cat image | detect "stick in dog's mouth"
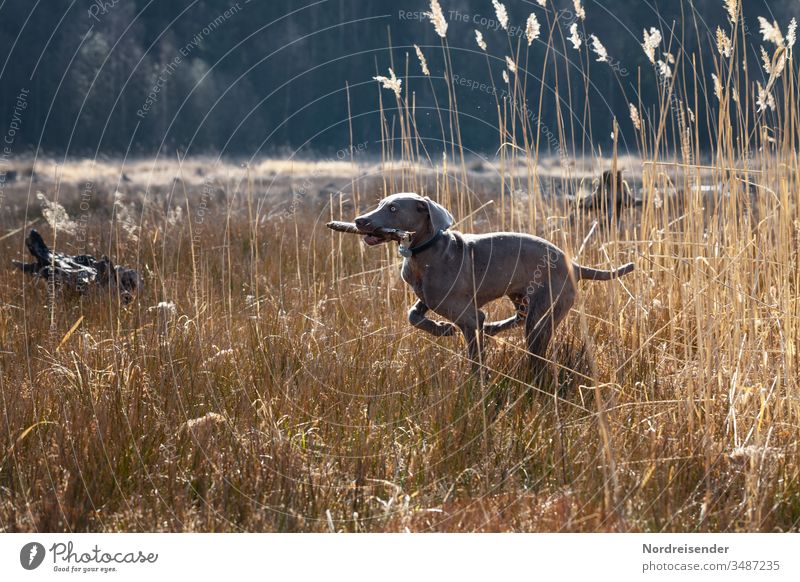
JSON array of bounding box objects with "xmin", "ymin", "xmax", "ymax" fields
[{"xmin": 326, "ymin": 221, "xmax": 413, "ymax": 246}]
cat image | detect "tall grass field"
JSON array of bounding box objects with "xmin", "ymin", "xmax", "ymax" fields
[{"xmin": 1, "ymin": 0, "xmax": 799, "ymax": 532}]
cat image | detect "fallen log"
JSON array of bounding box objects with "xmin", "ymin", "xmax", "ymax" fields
[
  {"xmin": 12, "ymin": 229, "xmax": 142, "ymax": 303},
  {"xmin": 575, "ymin": 170, "xmax": 642, "ymax": 213}
]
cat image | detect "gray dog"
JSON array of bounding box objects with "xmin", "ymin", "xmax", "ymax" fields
[{"xmin": 354, "ymin": 193, "xmax": 634, "ymax": 375}]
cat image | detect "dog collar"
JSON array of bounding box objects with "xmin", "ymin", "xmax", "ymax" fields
[{"xmin": 399, "ymin": 230, "xmax": 444, "ymax": 258}]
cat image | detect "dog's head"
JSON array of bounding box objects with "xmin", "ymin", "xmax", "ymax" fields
[{"xmin": 354, "ymin": 193, "xmax": 454, "ymax": 246}]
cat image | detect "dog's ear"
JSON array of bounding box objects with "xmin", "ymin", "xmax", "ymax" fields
[{"xmin": 423, "ymin": 196, "xmax": 454, "ymax": 232}]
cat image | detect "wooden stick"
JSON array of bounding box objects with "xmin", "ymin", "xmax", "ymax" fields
[
  {"xmin": 326, "ymin": 221, "xmax": 363, "ymax": 234},
  {"xmin": 325, "ymin": 221, "xmax": 411, "ymax": 240}
]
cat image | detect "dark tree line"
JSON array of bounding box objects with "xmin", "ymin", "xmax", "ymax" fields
[{"xmin": 0, "ymin": 0, "xmax": 795, "ymax": 158}]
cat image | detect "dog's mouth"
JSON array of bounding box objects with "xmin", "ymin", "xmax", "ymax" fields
[
  {"xmin": 357, "ymin": 226, "xmax": 411, "ymax": 246},
  {"xmin": 363, "ymin": 233, "xmax": 388, "ymax": 246}
]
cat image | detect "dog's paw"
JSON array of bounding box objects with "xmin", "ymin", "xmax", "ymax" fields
[{"xmin": 434, "ymin": 321, "xmax": 457, "ymax": 336}]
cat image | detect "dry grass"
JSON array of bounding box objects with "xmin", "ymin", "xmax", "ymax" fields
[{"xmin": 1, "ymin": 1, "xmax": 799, "ymax": 532}]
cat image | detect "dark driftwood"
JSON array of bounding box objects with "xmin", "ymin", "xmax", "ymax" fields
[
  {"xmin": 12, "ymin": 229, "xmax": 142, "ymax": 303},
  {"xmin": 577, "ymin": 170, "xmax": 642, "ymax": 213}
]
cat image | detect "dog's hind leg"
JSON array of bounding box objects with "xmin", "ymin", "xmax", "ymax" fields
[
  {"xmin": 524, "ymin": 281, "xmax": 575, "ymax": 381},
  {"xmin": 483, "ymin": 295, "xmax": 527, "ymax": 336}
]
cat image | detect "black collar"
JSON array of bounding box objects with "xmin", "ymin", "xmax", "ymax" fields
[{"xmin": 399, "ymin": 230, "xmax": 444, "ymax": 258}]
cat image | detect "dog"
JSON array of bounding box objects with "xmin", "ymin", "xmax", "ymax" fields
[{"xmin": 354, "ymin": 193, "xmax": 634, "ymax": 376}]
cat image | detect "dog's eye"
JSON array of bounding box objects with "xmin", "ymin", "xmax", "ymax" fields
[{"xmin": 389, "ymin": 205, "xmax": 397, "ymax": 212}]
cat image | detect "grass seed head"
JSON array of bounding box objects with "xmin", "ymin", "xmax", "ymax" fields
[
  {"xmin": 475, "ymin": 29, "xmax": 487, "ymax": 51},
  {"xmin": 526, "ymin": 13, "xmax": 541, "ymax": 45},
  {"xmin": 756, "ymin": 81, "xmax": 776, "ymax": 111},
  {"xmin": 725, "ymin": 0, "xmax": 738, "ymax": 23},
  {"xmin": 657, "ymin": 58, "xmax": 673, "ymax": 78},
  {"xmin": 629, "ymin": 103, "xmax": 642, "ymax": 130},
  {"xmin": 36, "ymin": 191, "xmax": 78, "ymax": 235},
  {"xmin": 643, "ymin": 27, "xmax": 662, "ymax": 64},
  {"xmin": 758, "ymin": 16, "xmax": 784, "ymax": 46},
  {"xmin": 573, "ymin": 0, "xmax": 586, "ymax": 20},
  {"xmin": 569, "ymin": 23, "xmax": 582, "ymax": 50},
  {"xmin": 712, "ymin": 73, "xmax": 723, "ymax": 100},
  {"xmin": 716, "ymin": 27, "xmax": 732, "ymax": 58},
  {"xmin": 426, "ymin": 0, "xmax": 448, "ymax": 38},
  {"xmin": 373, "ymin": 68, "xmax": 403, "ymax": 99},
  {"xmin": 590, "ymin": 34, "xmax": 609, "ymax": 62},
  {"xmin": 414, "ymin": 45, "xmax": 430, "ymax": 76},
  {"xmin": 492, "ymin": 1, "xmax": 509, "ymax": 31},
  {"xmin": 505, "ymin": 55, "xmax": 517, "ymax": 73}
]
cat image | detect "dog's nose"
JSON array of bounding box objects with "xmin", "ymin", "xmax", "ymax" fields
[{"xmin": 355, "ymin": 217, "xmax": 371, "ymax": 231}]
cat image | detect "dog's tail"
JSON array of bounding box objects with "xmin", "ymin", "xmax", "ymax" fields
[{"xmin": 573, "ymin": 262, "xmax": 634, "ymax": 281}]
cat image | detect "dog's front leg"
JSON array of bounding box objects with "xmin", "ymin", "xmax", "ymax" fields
[{"xmin": 408, "ymin": 300, "xmax": 457, "ymax": 336}]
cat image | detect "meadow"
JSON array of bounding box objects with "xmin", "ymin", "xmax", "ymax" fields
[{"xmin": 1, "ymin": 0, "xmax": 799, "ymax": 532}]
